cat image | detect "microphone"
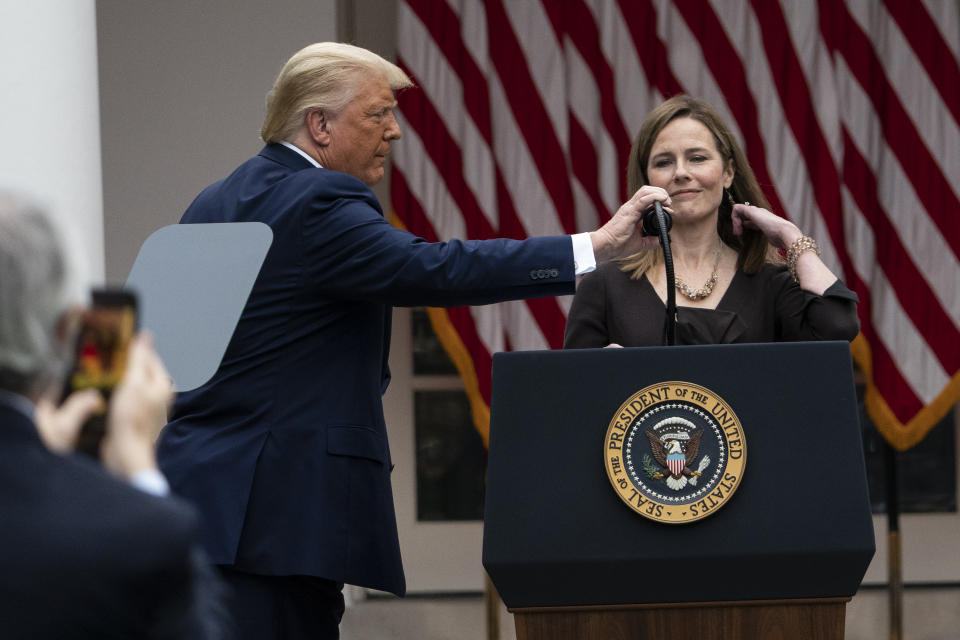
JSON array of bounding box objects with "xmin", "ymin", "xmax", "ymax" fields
[
  {"xmin": 641, "ymin": 201, "xmax": 672, "ymax": 237},
  {"xmin": 638, "ymin": 199, "xmax": 677, "ymax": 345}
]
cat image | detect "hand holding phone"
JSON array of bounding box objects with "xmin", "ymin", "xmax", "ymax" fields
[
  {"xmin": 100, "ymin": 333, "xmax": 174, "ymax": 476},
  {"xmin": 34, "ymin": 390, "xmax": 104, "ymax": 454}
]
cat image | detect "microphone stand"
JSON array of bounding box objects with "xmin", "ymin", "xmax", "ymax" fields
[{"xmin": 643, "ymin": 202, "xmax": 677, "ymax": 345}]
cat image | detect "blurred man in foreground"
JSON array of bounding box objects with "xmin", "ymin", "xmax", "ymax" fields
[{"xmin": 0, "ymin": 192, "xmax": 221, "ymax": 639}]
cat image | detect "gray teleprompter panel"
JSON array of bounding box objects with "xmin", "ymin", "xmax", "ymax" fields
[{"xmin": 126, "ymin": 222, "xmax": 272, "ymax": 392}]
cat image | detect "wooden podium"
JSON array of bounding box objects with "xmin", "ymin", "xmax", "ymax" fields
[
  {"xmin": 510, "ymin": 599, "xmax": 848, "ymax": 640},
  {"xmin": 482, "ymin": 343, "xmax": 875, "ymax": 640}
]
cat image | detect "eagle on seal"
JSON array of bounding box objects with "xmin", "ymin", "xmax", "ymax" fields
[{"xmin": 646, "ymin": 425, "xmax": 706, "ymax": 491}]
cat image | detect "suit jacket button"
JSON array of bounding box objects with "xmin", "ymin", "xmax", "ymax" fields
[{"xmin": 550, "ymin": 269, "xmax": 559, "ymax": 278}]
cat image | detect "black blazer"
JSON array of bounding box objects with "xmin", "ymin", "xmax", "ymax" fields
[
  {"xmin": 157, "ymin": 144, "xmax": 575, "ymax": 595},
  {"xmin": 0, "ymin": 401, "xmax": 210, "ymax": 639},
  {"xmin": 564, "ymin": 262, "xmax": 860, "ymax": 348}
]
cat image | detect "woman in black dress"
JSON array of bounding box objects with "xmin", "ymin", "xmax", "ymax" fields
[{"xmin": 564, "ymin": 95, "xmax": 859, "ymax": 348}]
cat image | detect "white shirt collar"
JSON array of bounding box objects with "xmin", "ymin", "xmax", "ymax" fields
[{"xmin": 280, "ymin": 141, "xmax": 322, "ymax": 168}]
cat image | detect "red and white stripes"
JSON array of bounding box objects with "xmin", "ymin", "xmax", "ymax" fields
[{"xmin": 392, "ymin": 0, "xmax": 960, "ymax": 449}]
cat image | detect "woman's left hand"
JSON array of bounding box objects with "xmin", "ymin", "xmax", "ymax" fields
[
  {"xmin": 731, "ymin": 203, "xmax": 802, "ymax": 250},
  {"xmin": 733, "ymin": 203, "xmax": 839, "ymax": 295}
]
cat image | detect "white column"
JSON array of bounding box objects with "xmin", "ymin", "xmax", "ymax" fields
[{"xmin": 0, "ymin": 0, "xmax": 104, "ymax": 294}]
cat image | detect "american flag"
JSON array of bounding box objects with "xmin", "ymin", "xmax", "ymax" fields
[{"xmin": 391, "ymin": 0, "xmax": 960, "ymax": 451}]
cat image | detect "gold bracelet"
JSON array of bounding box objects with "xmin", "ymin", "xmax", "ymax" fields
[{"xmin": 786, "ymin": 236, "xmax": 820, "ymax": 283}]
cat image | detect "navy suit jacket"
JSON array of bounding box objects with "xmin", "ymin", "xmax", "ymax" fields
[
  {"xmin": 157, "ymin": 143, "xmax": 575, "ymax": 595},
  {"xmin": 0, "ymin": 400, "xmax": 212, "ymax": 639}
]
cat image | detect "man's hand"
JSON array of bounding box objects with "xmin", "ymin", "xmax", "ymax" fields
[
  {"xmin": 35, "ymin": 390, "xmax": 104, "ymax": 454},
  {"xmin": 101, "ymin": 334, "xmax": 174, "ymax": 478},
  {"xmin": 589, "ymin": 186, "xmax": 671, "ymax": 263}
]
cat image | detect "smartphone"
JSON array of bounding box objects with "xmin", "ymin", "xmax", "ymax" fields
[{"xmin": 64, "ymin": 288, "xmax": 138, "ymax": 459}]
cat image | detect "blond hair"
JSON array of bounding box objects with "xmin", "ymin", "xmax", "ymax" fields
[
  {"xmin": 261, "ymin": 42, "xmax": 413, "ymax": 143},
  {"xmin": 620, "ymin": 95, "xmax": 778, "ymax": 279}
]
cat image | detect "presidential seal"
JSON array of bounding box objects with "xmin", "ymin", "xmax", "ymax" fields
[{"xmin": 604, "ymin": 381, "xmax": 746, "ymax": 524}]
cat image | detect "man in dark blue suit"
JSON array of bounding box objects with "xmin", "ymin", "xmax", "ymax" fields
[{"xmin": 156, "ymin": 42, "xmax": 670, "ymax": 638}]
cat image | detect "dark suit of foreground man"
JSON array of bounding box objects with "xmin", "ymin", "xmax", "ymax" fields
[
  {"xmin": 156, "ymin": 42, "xmax": 665, "ymax": 639},
  {"xmin": 0, "ymin": 400, "xmax": 202, "ymax": 639}
]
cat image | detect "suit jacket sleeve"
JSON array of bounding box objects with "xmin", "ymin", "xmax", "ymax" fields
[
  {"xmin": 772, "ymin": 270, "xmax": 860, "ymax": 341},
  {"xmin": 300, "ymin": 189, "xmax": 575, "ymax": 306}
]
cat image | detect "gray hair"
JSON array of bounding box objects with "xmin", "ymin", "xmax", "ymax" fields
[
  {"xmin": 0, "ymin": 192, "xmax": 72, "ymax": 394},
  {"xmin": 261, "ymin": 42, "xmax": 413, "ymax": 143}
]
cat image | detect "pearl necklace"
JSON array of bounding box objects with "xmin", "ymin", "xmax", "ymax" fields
[{"xmin": 674, "ymin": 240, "xmax": 722, "ymax": 301}]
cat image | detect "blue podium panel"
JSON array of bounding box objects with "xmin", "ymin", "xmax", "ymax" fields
[
  {"xmin": 126, "ymin": 223, "xmax": 272, "ymax": 392},
  {"xmin": 483, "ymin": 342, "xmax": 875, "ymax": 608}
]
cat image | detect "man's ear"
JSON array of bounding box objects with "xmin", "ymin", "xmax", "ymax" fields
[{"xmin": 306, "ymin": 109, "xmax": 331, "ymax": 146}]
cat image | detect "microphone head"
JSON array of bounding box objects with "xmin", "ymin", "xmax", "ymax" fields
[{"xmin": 641, "ymin": 201, "xmax": 672, "ymax": 237}]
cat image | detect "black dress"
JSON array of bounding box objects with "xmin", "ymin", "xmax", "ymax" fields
[{"xmin": 563, "ymin": 261, "xmax": 860, "ymax": 348}]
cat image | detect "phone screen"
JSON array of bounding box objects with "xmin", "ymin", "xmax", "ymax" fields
[{"xmin": 66, "ymin": 289, "xmax": 138, "ymax": 458}]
